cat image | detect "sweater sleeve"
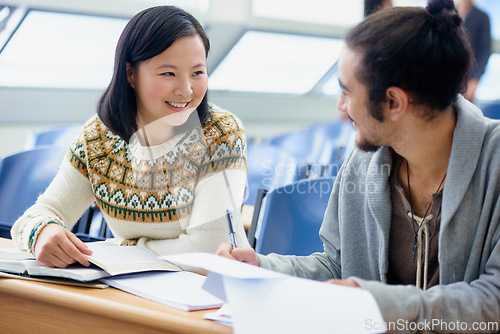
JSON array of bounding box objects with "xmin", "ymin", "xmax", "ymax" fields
[
  {"xmin": 10, "ymin": 158, "xmax": 96, "ymax": 253},
  {"xmin": 137, "ymin": 168, "xmax": 250, "ymax": 255}
]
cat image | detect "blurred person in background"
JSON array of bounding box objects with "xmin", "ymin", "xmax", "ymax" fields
[{"xmin": 455, "ymin": 0, "xmax": 491, "ymax": 102}]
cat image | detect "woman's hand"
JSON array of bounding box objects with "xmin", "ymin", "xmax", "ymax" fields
[
  {"xmin": 216, "ymin": 243, "xmax": 260, "ymax": 266},
  {"xmin": 34, "ymin": 224, "xmax": 93, "ymax": 268}
]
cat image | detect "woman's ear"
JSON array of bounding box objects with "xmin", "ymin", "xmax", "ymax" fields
[
  {"xmin": 385, "ymin": 86, "xmax": 408, "ymax": 121},
  {"xmin": 126, "ymin": 62, "xmax": 135, "ymax": 88}
]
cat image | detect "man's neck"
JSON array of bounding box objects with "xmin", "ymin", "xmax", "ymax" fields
[{"xmin": 394, "ymin": 106, "xmax": 456, "ymax": 188}]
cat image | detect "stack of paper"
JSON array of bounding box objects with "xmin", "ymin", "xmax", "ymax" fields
[
  {"xmin": 163, "ymin": 253, "xmax": 384, "ymax": 334},
  {"xmin": 102, "ymin": 271, "xmax": 224, "ymax": 311}
]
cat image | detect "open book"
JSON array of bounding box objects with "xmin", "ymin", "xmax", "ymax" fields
[
  {"xmin": 0, "ymin": 247, "xmax": 36, "ymax": 260},
  {"xmin": 0, "ymin": 241, "xmax": 181, "ymax": 282},
  {"xmin": 85, "ymin": 242, "xmax": 181, "ymax": 276}
]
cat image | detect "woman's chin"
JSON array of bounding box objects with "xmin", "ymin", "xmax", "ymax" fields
[{"xmin": 163, "ymin": 110, "xmax": 196, "ymax": 127}]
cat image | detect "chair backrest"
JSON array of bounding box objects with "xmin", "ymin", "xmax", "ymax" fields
[
  {"xmin": 266, "ymin": 128, "xmax": 323, "ymax": 164},
  {"xmin": 310, "ymin": 120, "xmax": 355, "ymax": 176},
  {"xmin": 482, "ymin": 103, "xmax": 500, "ymax": 120},
  {"xmin": 246, "ymin": 144, "xmax": 304, "ymax": 205},
  {"xmin": 26, "ymin": 124, "xmax": 82, "ymax": 149},
  {"xmin": 0, "ymin": 147, "xmax": 67, "ymax": 236},
  {"xmin": 266, "ymin": 120, "xmax": 355, "ymax": 177},
  {"xmin": 72, "ymin": 205, "xmax": 113, "ymax": 242},
  {"xmin": 253, "ymin": 177, "xmax": 335, "ymax": 256}
]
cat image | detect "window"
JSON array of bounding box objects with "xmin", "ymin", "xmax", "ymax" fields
[
  {"xmin": 0, "ymin": 10, "xmax": 128, "ymax": 89},
  {"xmin": 476, "ymin": 0, "xmax": 500, "ymax": 40},
  {"xmin": 252, "ymin": 0, "xmax": 363, "ymax": 27},
  {"xmin": 476, "ymin": 53, "xmax": 500, "ymax": 102},
  {"xmin": 209, "ymin": 30, "xmax": 344, "ymax": 94}
]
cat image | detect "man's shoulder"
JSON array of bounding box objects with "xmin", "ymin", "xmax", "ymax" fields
[
  {"xmin": 482, "ymin": 120, "xmax": 500, "ymax": 154},
  {"xmin": 339, "ymin": 147, "xmax": 390, "ymax": 178}
]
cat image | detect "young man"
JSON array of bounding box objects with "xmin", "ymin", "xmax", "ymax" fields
[{"xmin": 218, "ymin": 0, "xmax": 500, "ymax": 331}]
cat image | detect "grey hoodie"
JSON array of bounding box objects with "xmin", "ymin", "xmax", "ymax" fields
[{"xmin": 258, "ymin": 96, "xmax": 500, "ymax": 333}]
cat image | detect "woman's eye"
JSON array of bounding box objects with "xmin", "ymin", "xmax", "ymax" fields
[
  {"xmin": 162, "ymin": 72, "xmax": 175, "ymax": 77},
  {"xmin": 193, "ymin": 71, "xmax": 203, "ymax": 76}
]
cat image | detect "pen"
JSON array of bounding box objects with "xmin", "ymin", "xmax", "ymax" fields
[{"xmin": 226, "ymin": 209, "xmax": 237, "ymax": 249}]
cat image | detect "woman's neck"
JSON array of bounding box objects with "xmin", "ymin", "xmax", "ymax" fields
[{"xmin": 136, "ymin": 118, "xmax": 175, "ymax": 147}]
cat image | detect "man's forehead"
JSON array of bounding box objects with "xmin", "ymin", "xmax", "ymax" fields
[{"xmin": 338, "ymin": 47, "xmax": 362, "ymax": 80}]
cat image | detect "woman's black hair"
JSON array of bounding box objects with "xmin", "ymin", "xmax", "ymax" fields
[
  {"xmin": 97, "ymin": 6, "xmax": 210, "ymax": 142},
  {"xmin": 346, "ymin": 0, "xmax": 472, "ymax": 121}
]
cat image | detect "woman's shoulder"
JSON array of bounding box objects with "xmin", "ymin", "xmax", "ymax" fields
[
  {"xmin": 79, "ymin": 114, "xmax": 121, "ymax": 141},
  {"xmin": 204, "ymin": 103, "xmax": 245, "ymax": 134},
  {"xmin": 72, "ymin": 114, "xmax": 127, "ymax": 161}
]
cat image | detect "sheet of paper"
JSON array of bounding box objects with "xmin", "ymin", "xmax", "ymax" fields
[
  {"xmin": 162, "ymin": 252, "xmax": 286, "ymax": 279},
  {"xmin": 224, "ymin": 276, "xmax": 384, "ymax": 334},
  {"xmin": 203, "ymin": 303, "xmax": 233, "ymax": 326},
  {"xmin": 202, "ymin": 272, "xmax": 228, "ymax": 302},
  {"xmin": 103, "ymin": 271, "xmax": 223, "ymax": 311},
  {"xmin": 164, "ymin": 252, "xmax": 384, "ymax": 333}
]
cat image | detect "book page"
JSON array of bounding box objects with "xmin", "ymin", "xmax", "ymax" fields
[
  {"xmin": 0, "ymin": 258, "xmax": 109, "ymax": 282},
  {"xmin": 24, "ymin": 260, "xmax": 110, "ymax": 282},
  {"xmin": 0, "ymin": 271, "xmax": 109, "ymax": 288},
  {"xmin": 86, "ymin": 244, "xmax": 181, "ymax": 276},
  {"xmin": 0, "ymin": 258, "xmax": 31, "ymax": 274},
  {"xmin": 0, "ymin": 247, "xmax": 35, "ymax": 260}
]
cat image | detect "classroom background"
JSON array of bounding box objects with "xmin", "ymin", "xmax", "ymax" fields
[{"xmin": 0, "ymin": 0, "xmax": 498, "ymax": 159}]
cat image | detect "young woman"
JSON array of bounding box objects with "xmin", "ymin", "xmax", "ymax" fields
[{"xmin": 11, "ymin": 6, "xmax": 249, "ymax": 268}]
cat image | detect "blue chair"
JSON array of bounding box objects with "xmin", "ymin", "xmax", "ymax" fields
[
  {"xmin": 310, "ymin": 120, "xmax": 355, "ymax": 176},
  {"xmin": 252, "ymin": 177, "xmax": 335, "ymax": 256},
  {"xmin": 26, "ymin": 124, "xmax": 82, "ymax": 148},
  {"xmin": 0, "ymin": 146, "xmax": 106, "ymax": 241},
  {"xmin": 246, "ymin": 144, "xmax": 305, "ymax": 205},
  {"xmin": 482, "ymin": 103, "xmax": 500, "ymax": 120},
  {"xmin": 0, "ymin": 147, "xmax": 67, "ymax": 238},
  {"xmin": 72, "ymin": 205, "xmax": 112, "ymax": 242},
  {"xmin": 266, "ymin": 127, "xmax": 324, "ymax": 165},
  {"xmin": 266, "ymin": 120, "xmax": 355, "ymax": 177}
]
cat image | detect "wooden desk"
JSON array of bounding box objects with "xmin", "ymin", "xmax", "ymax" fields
[{"xmin": 0, "ymin": 238, "xmax": 232, "ymax": 334}]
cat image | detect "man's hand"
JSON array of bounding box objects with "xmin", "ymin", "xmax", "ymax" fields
[
  {"xmin": 34, "ymin": 224, "xmax": 93, "ymax": 268},
  {"xmin": 325, "ymin": 278, "xmax": 360, "ymax": 288},
  {"xmin": 216, "ymin": 243, "xmax": 260, "ymax": 266}
]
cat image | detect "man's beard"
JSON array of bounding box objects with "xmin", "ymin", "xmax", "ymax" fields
[{"xmin": 356, "ymin": 136, "xmax": 380, "ymax": 152}]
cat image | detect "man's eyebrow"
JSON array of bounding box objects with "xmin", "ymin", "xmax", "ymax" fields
[{"xmin": 338, "ymin": 78, "xmax": 349, "ymax": 92}]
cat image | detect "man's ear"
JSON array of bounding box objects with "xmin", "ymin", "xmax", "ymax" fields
[
  {"xmin": 126, "ymin": 62, "xmax": 135, "ymax": 88},
  {"xmin": 385, "ymin": 86, "xmax": 408, "ymax": 121}
]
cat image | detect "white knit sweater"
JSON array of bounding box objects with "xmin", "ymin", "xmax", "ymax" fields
[{"xmin": 12, "ymin": 105, "xmax": 249, "ymax": 256}]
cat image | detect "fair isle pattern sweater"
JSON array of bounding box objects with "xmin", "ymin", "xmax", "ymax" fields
[{"xmin": 12, "ymin": 105, "xmax": 250, "ymax": 256}]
